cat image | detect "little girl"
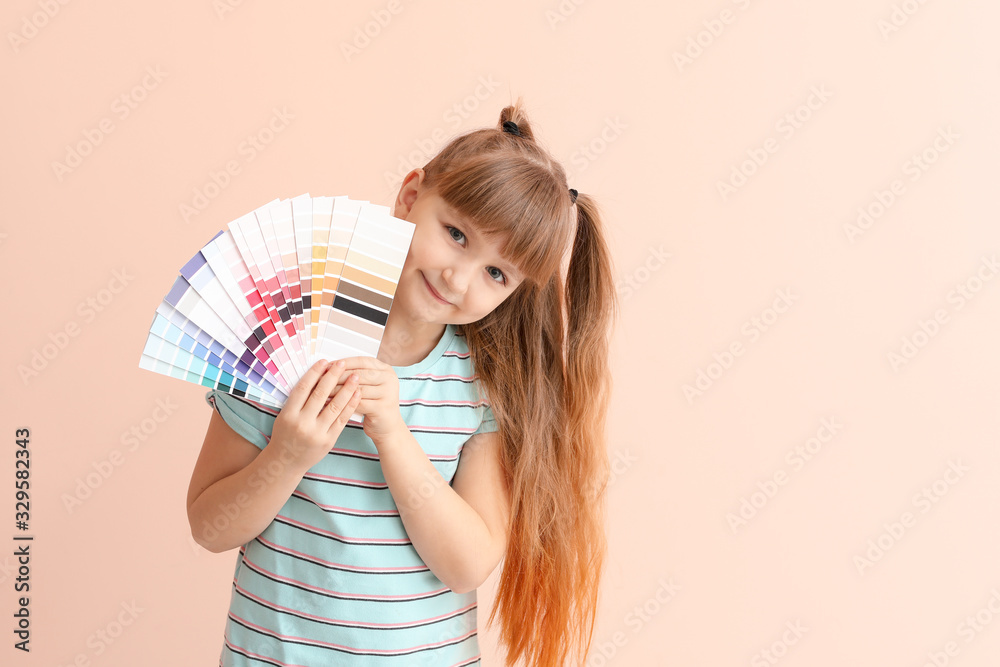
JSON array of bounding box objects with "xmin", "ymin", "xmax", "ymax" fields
[{"xmin": 186, "ymin": 99, "xmax": 618, "ymax": 667}]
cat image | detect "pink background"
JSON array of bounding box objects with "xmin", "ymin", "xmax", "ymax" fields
[{"xmin": 3, "ymin": 1, "xmax": 999, "ymax": 665}]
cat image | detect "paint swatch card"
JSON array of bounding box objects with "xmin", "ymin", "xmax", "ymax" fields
[{"xmin": 139, "ymin": 193, "xmax": 415, "ymax": 419}]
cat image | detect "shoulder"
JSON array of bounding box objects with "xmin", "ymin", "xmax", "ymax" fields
[
  {"xmin": 443, "ymin": 326, "xmax": 472, "ymax": 360},
  {"xmin": 448, "ymin": 328, "xmax": 496, "ymax": 429},
  {"xmin": 204, "ymin": 390, "xmax": 280, "ymax": 449}
]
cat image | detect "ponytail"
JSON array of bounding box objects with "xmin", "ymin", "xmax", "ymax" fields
[{"xmin": 421, "ymin": 99, "xmax": 619, "ymax": 666}]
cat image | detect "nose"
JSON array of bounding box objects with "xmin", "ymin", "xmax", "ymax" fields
[{"xmin": 441, "ymin": 263, "xmax": 473, "ymax": 298}]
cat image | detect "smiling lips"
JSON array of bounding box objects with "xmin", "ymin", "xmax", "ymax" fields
[{"xmin": 422, "ymin": 273, "xmax": 452, "ymax": 305}]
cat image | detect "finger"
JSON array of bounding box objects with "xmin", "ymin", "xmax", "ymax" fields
[
  {"xmin": 319, "ymin": 374, "xmax": 362, "ymax": 432},
  {"xmin": 284, "ymin": 359, "xmax": 330, "ymax": 413},
  {"xmin": 337, "ymin": 356, "xmax": 386, "ymax": 373},
  {"xmin": 331, "ymin": 364, "xmax": 391, "ymax": 388},
  {"xmin": 302, "ymin": 360, "xmax": 346, "ymax": 417}
]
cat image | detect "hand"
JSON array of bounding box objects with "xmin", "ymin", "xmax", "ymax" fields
[
  {"xmin": 271, "ymin": 359, "xmax": 363, "ymax": 472},
  {"xmin": 335, "ymin": 356, "xmax": 408, "ymax": 446}
]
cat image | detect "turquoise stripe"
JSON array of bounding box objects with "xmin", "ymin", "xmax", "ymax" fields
[{"xmin": 205, "ymin": 325, "xmax": 494, "ymax": 665}]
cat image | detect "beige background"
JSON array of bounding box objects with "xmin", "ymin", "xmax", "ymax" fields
[{"xmin": 2, "ymin": 0, "xmax": 999, "ymax": 665}]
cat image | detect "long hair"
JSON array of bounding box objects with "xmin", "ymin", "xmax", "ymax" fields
[{"xmin": 420, "ymin": 99, "xmax": 619, "ymax": 666}]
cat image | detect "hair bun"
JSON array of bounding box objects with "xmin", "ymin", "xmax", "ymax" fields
[{"xmin": 501, "ymin": 120, "xmax": 522, "ymax": 137}]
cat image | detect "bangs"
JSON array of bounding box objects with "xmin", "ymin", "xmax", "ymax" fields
[{"xmin": 427, "ymin": 152, "xmax": 575, "ymax": 286}]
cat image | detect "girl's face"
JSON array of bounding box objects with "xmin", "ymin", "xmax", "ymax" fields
[{"xmin": 393, "ymin": 170, "xmax": 524, "ymax": 326}]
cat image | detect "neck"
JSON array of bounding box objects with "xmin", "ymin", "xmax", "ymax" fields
[{"xmin": 378, "ymin": 308, "xmax": 447, "ymax": 368}]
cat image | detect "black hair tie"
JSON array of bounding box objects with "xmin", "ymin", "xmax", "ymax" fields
[
  {"xmin": 501, "ymin": 120, "xmax": 522, "ymax": 137},
  {"xmin": 501, "ymin": 120, "xmax": 575, "ymax": 204}
]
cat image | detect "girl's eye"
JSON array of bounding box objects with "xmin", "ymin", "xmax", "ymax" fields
[
  {"xmin": 487, "ymin": 267, "xmax": 506, "ymax": 285},
  {"xmin": 446, "ymin": 226, "xmax": 507, "ymax": 286}
]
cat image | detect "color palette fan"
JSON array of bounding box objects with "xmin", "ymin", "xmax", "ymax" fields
[{"xmin": 138, "ymin": 193, "xmax": 415, "ymax": 423}]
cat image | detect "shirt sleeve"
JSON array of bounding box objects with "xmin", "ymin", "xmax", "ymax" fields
[
  {"xmin": 474, "ymin": 403, "xmax": 498, "ymax": 435},
  {"xmin": 204, "ymin": 389, "xmax": 278, "ymax": 450}
]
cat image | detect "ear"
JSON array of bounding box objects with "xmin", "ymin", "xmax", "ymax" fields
[{"xmin": 393, "ymin": 168, "xmax": 426, "ymax": 219}]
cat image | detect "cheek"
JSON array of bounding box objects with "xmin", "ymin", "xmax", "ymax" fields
[
  {"xmin": 476, "ymin": 292, "xmax": 508, "ymax": 316},
  {"xmin": 408, "ymin": 236, "xmax": 440, "ymax": 263}
]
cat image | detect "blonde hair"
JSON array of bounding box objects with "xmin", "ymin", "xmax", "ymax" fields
[{"xmin": 421, "ymin": 98, "xmax": 619, "ymax": 666}]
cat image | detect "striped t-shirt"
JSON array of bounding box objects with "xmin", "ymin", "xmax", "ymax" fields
[{"xmin": 203, "ymin": 324, "xmax": 497, "ymax": 666}]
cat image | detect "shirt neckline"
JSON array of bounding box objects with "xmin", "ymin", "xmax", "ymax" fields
[{"xmin": 391, "ymin": 324, "xmax": 456, "ymax": 378}]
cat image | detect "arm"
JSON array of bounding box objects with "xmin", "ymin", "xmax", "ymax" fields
[
  {"xmin": 187, "ymin": 361, "xmax": 363, "ymax": 553},
  {"xmin": 186, "ymin": 409, "xmax": 313, "ymax": 553},
  {"xmin": 376, "ymin": 428, "xmax": 511, "ymax": 594}
]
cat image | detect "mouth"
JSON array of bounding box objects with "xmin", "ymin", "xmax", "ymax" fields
[{"xmin": 422, "ymin": 273, "xmax": 452, "ymax": 305}]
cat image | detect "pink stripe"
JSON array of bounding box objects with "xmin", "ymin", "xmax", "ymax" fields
[
  {"xmin": 407, "ymin": 425, "xmax": 477, "ymax": 435},
  {"xmin": 416, "ymin": 372, "xmax": 477, "ymax": 381},
  {"xmin": 255, "ymin": 535, "xmax": 425, "ymax": 573},
  {"xmin": 230, "ymin": 612, "xmax": 477, "ymax": 655},
  {"xmin": 241, "ymin": 556, "xmax": 442, "ymax": 600},
  {"xmin": 328, "ymin": 447, "xmax": 380, "ymax": 459},
  {"xmin": 400, "ymin": 398, "xmax": 485, "ymax": 406},
  {"xmin": 303, "ymin": 471, "xmax": 388, "ymax": 488},
  {"xmin": 291, "ymin": 489, "xmax": 399, "ymax": 516},
  {"xmin": 225, "ymin": 636, "xmax": 309, "ymax": 667},
  {"xmin": 447, "ymin": 657, "xmax": 483, "ymax": 667},
  {"xmin": 235, "ymin": 581, "xmax": 476, "ymax": 629},
  {"xmin": 329, "ymin": 446, "xmax": 459, "ymax": 460},
  {"xmin": 276, "ymin": 513, "xmax": 409, "ymax": 544},
  {"xmin": 388, "ymin": 628, "xmax": 477, "ymax": 653}
]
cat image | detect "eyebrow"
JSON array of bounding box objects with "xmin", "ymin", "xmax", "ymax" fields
[{"xmin": 444, "ymin": 209, "xmax": 522, "ymax": 282}]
